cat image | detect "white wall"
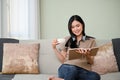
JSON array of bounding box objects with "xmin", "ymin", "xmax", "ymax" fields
[
  {"xmin": 0, "ymin": 0, "xmax": 8, "ymax": 37},
  {"xmin": 41, "ymin": 0, "xmax": 120, "ymax": 39}
]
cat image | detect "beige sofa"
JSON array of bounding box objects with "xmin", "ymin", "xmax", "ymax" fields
[{"xmin": 12, "ymin": 39, "xmax": 120, "ymax": 80}]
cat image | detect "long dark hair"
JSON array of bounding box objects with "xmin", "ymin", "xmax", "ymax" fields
[
  {"xmin": 68, "ymin": 15, "xmax": 85, "ymax": 37},
  {"xmin": 65, "ymin": 15, "xmax": 87, "ymax": 48}
]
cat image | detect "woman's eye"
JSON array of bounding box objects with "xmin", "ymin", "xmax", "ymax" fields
[
  {"xmin": 71, "ymin": 26, "xmax": 75, "ymax": 28},
  {"xmin": 76, "ymin": 24, "xmax": 80, "ymax": 27}
]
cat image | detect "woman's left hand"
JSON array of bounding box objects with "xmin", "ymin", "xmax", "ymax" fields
[
  {"xmin": 76, "ymin": 48, "xmax": 93, "ymax": 64},
  {"xmin": 76, "ymin": 48, "xmax": 91, "ymax": 56}
]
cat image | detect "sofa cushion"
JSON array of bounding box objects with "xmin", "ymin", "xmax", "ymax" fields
[
  {"xmin": 0, "ymin": 74, "xmax": 15, "ymax": 80},
  {"xmin": 0, "ymin": 38, "xmax": 19, "ymax": 72},
  {"xmin": 19, "ymin": 40, "xmax": 61, "ymax": 74},
  {"xmin": 2, "ymin": 43, "xmax": 40, "ymax": 74},
  {"xmin": 91, "ymin": 42, "xmax": 119, "ymax": 74},
  {"xmin": 112, "ymin": 38, "xmax": 120, "ymax": 71},
  {"xmin": 12, "ymin": 72, "xmax": 120, "ymax": 80},
  {"xmin": 13, "ymin": 74, "xmax": 57, "ymax": 80}
]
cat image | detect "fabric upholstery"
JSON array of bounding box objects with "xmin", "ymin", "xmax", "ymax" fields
[
  {"xmin": 2, "ymin": 43, "xmax": 40, "ymax": 74},
  {"xmin": 91, "ymin": 42, "xmax": 118, "ymax": 74},
  {"xmin": 112, "ymin": 38, "xmax": 120, "ymax": 71},
  {"xmin": 0, "ymin": 39, "xmax": 120, "ymax": 80},
  {"xmin": 0, "ymin": 38, "xmax": 19, "ymax": 72}
]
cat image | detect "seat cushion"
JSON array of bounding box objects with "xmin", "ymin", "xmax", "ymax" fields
[
  {"xmin": 13, "ymin": 74, "xmax": 57, "ymax": 80},
  {"xmin": 12, "ymin": 72, "xmax": 120, "ymax": 80},
  {"xmin": 101, "ymin": 72, "xmax": 120, "ymax": 80}
]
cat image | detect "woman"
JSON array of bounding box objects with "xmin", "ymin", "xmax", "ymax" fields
[{"xmin": 49, "ymin": 15, "xmax": 100, "ymax": 80}]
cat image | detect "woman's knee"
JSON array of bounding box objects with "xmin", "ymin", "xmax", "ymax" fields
[
  {"xmin": 59, "ymin": 64, "xmax": 77, "ymax": 73},
  {"xmin": 58, "ymin": 64, "xmax": 78, "ymax": 78},
  {"xmin": 89, "ymin": 72, "xmax": 101, "ymax": 80}
]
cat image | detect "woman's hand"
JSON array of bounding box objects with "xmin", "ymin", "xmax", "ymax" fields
[
  {"xmin": 52, "ymin": 39, "xmax": 59, "ymax": 49},
  {"xmin": 76, "ymin": 48, "xmax": 91, "ymax": 56},
  {"xmin": 52, "ymin": 39, "xmax": 66, "ymax": 63},
  {"xmin": 76, "ymin": 48, "xmax": 93, "ymax": 64}
]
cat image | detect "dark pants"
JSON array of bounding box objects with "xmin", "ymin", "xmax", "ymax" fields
[{"xmin": 58, "ymin": 64, "xmax": 101, "ymax": 80}]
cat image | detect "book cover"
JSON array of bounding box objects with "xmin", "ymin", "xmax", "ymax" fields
[{"xmin": 68, "ymin": 47, "xmax": 99, "ymax": 60}]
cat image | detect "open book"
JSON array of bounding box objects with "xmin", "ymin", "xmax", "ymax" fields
[{"xmin": 68, "ymin": 47, "xmax": 99, "ymax": 60}]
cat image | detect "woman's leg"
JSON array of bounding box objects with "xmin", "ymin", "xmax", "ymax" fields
[
  {"xmin": 77, "ymin": 67, "xmax": 101, "ymax": 80},
  {"xmin": 87, "ymin": 71, "xmax": 100, "ymax": 80},
  {"xmin": 58, "ymin": 64, "xmax": 78, "ymax": 80}
]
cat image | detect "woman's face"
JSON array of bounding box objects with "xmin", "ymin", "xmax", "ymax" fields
[{"xmin": 71, "ymin": 20, "xmax": 83, "ymax": 37}]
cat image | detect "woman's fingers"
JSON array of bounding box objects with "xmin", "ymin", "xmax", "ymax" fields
[
  {"xmin": 52, "ymin": 39, "xmax": 58, "ymax": 49},
  {"xmin": 76, "ymin": 48, "xmax": 84, "ymax": 54},
  {"xmin": 76, "ymin": 48, "xmax": 91, "ymax": 55}
]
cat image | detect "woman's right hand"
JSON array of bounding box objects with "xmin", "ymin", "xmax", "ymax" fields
[{"xmin": 52, "ymin": 39, "xmax": 59, "ymax": 49}]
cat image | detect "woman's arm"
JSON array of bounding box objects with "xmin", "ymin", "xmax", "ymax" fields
[
  {"xmin": 52, "ymin": 39, "xmax": 67, "ymax": 63},
  {"xmin": 53, "ymin": 48, "xmax": 66, "ymax": 63}
]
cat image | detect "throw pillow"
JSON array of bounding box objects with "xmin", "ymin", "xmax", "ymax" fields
[
  {"xmin": 2, "ymin": 43, "xmax": 40, "ymax": 74},
  {"xmin": 0, "ymin": 38, "xmax": 19, "ymax": 72},
  {"xmin": 91, "ymin": 42, "xmax": 119, "ymax": 75}
]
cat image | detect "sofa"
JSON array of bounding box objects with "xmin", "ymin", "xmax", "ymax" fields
[{"xmin": 0, "ymin": 39, "xmax": 120, "ymax": 80}]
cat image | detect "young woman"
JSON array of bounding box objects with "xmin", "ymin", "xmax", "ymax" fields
[{"xmin": 49, "ymin": 15, "xmax": 100, "ymax": 80}]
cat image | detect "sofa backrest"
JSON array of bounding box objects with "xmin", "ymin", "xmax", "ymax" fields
[
  {"xmin": 95, "ymin": 39, "xmax": 111, "ymax": 46},
  {"xmin": 19, "ymin": 39, "xmax": 111, "ymax": 74},
  {"xmin": 20, "ymin": 39, "xmax": 61, "ymax": 74}
]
